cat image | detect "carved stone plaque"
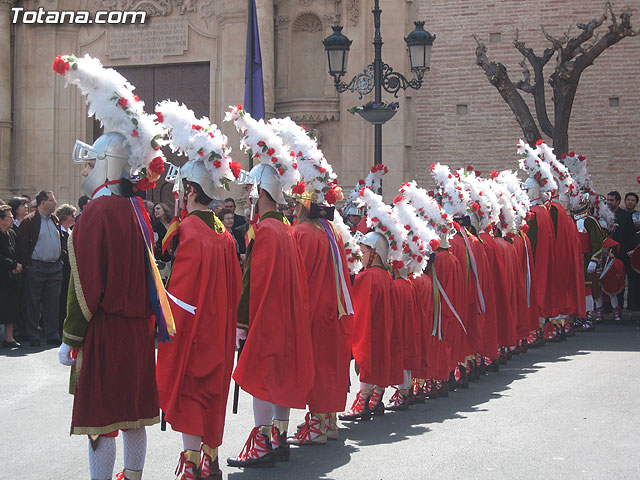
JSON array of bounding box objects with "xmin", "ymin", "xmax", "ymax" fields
[{"xmin": 107, "ymin": 16, "xmax": 189, "ymax": 62}]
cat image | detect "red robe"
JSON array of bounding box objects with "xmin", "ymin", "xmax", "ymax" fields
[
  {"xmin": 493, "ymin": 237, "xmax": 519, "ymax": 347},
  {"xmin": 550, "ymin": 202, "xmax": 586, "ymax": 317},
  {"xmin": 393, "ymin": 277, "xmax": 420, "ymax": 372},
  {"xmin": 233, "ymin": 215, "xmax": 314, "ymax": 409},
  {"xmin": 65, "ymin": 195, "xmax": 158, "ymax": 435},
  {"xmin": 410, "ymin": 274, "xmax": 433, "ymax": 379},
  {"xmin": 432, "ymin": 249, "xmax": 465, "ymax": 375},
  {"xmin": 528, "ymin": 205, "xmax": 556, "ymax": 317},
  {"xmin": 156, "ymin": 212, "xmax": 242, "ymax": 448},
  {"xmin": 479, "ymin": 232, "xmax": 510, "ymax": 358},
  {"xmin": 352, "ymin": 266, "xmax": 398, "ymax": 386},
  {"xmin": 511, "ymin": 235, "xmax": 534, "ymax": 339},
  {"xmin": 294, "ymin": 221, "xmax": 353, "ymax": 413}
]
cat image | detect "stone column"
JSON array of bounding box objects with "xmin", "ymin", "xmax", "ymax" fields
[{"xmin": 0, "ymin": 0, "xmax": 14, "ymax": 198}]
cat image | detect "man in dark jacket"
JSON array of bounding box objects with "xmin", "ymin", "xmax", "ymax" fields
[
  {"xmin": 225, "ymin": 197, "xmax": 247, "ymax": 254},
  {"xmin": 15, "ymin": 190, "xmax": 65, "ymax": 346},
  {"xmin": 607, "ymin": 191, "xmax": 636, "ymax": 311}
]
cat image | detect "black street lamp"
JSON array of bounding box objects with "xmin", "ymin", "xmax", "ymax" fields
[{"xmin": 323, "ymin": 0, "xmax": 435, "ymax": 168}]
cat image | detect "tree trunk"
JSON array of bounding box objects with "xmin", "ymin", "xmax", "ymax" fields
[{"xmin": 551, "ymin": 76, "xmax": 579, "ymax": 156}]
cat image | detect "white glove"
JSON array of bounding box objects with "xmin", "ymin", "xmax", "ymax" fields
[
  {"xmin": 587, "ymin": 261, "xmax": 597, "ymax": 274},
  {"xmin": 236, "ymin": 328, "xmax": 248, "ymax": 350},
  {"xmin": 58, "ymin": 342, "xmax": 76, "ymax": 366}
]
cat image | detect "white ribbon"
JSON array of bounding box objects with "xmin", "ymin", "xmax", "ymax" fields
[
  {"xmin": 434, "ymin": 275, "xmax": 467, "ymax": 334},
  {"xmin": 523, "ymin": 234, "xmax": 532, "ymax": 308},
  {"xmin": 461, "ymin": 228, "xmax": 486, "ymax": 314},
  {"xmin": 167, "ymin": 291, "xmax": 197, "ymax": 315}
]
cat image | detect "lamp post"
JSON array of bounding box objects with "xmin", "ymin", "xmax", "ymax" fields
[{"xmin": 323, "ymin": 0, "xmax": 435, "ymax": 168}]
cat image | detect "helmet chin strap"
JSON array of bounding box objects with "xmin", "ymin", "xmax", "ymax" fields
[{"xmin": 92, "ymin": 179, "xmax": 121, "ymax": 199}]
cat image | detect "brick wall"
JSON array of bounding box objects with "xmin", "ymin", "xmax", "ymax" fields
[{"xmin": 413, "ymin": 0, "xmax": 640, "ymax": 198}]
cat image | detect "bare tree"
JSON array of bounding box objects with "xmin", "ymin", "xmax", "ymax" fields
[{"xmin": 474, "ymin": 2, "xmax": 638, "ymax": 155}]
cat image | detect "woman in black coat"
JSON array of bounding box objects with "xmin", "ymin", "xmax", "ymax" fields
[{"xmin": 0, "ymin": 205, "xmax": 23, "ymax": 348}]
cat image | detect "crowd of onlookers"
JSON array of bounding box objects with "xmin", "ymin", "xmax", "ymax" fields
[{"xmin": 1, "ymin": 188, "xmax": 639, "ymax": 351}]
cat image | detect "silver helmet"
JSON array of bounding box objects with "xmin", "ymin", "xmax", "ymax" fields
[
  {"xmin": 343, "ymin": 204, "xmax": 363, "ymax": 217},
  {"xmin": 359, "ymin": 231, "xmax": 390, "ymax": 265},
  {"xmin": 180, "ymin": 158, "xmax": 220, "ymax": 201},
  {"xmin": 73, "ymin": 132, "xmax": 130, "ymax": 197},
  {"xmin": 247, "ymin": 163, "xmax": 286, "ymax": 205}
]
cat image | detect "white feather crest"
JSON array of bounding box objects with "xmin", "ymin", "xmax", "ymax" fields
[
  {"xmin": 399, "ymin": 181, "xmax": 454, "ymax": 244},
  {"xmin": 457, "ymin": 169, "xmax": 495, "ymax": 232},
  {"xmin": 494, "ymin": 170, "xmax": 529, "ymax": 229},
  {"xmin": 332, "ymin": 213, "xmax": 363, "ymax": 275},
  {"xmin": 155, "ymin": 100, "xmax": 236, "ymax": 186},
  {"xmin": 430, "ymin": 163, "xmax": 470, "ymax": 217},
  {"xmin": 364, "ymin": 164, "xmax": 388, "ymax": 192},
  {"xmin": 537, "ymin": 142, "xmax": 575, "ymax": 196},
  {"xmin": 268, "ymin": 117, "xmax": 338, "ymax": 204},
  {"xmin": 593, "ymin": 195, "xmax": 617, "ymax": 231},
  {"xmin": 355, "ymin": 187, "xmax": 406, "ymax": 263},
  {"xmin": 490, "ymin": 179, "xmax": 518, "ymax": 234},
  {"xmin": 54, "ymin": 54, "xmax": 166, "ymax": 175},
  {"xmin": 517, "ymin": 139, "xmax": 558, "ymax": 194},
  {"xmin": 393, "ymin": 196, "xmax": 438, "ymax": 275},
  {"xmin": 224, "ymin": 106, "xmax": 300, "ymax": 192},
  {"xmin": 562, "ymin": 151, "xmax": 593, "ymax": 211}
]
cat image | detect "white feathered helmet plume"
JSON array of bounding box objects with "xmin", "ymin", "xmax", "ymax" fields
[
  {"xmin": 332, "ymin": 213, "xmax": 364, "ymax": 274},
  {"xmin": 393, "ymin": 192, "xmax": 439, "ymax": 275},
  {"xmin": 517, "ymin": 139, "xmax": 558, "ymax": 198},
  {"xmin": 155, "ymin": 101, "xmax": 242, "ymax": 198},
  {"xmin": 457, "ymin": 167, "xmax": 497, "ymax": 233},
  {"xmin": 267, "ymin": 117, "xmax": 342, "ymax": 206},
  {"xmin": 561, "ymin": 150, "xmax": 592, "ymax": 195},
  {"xmin": 430, "ymin": 163, "xmax": 470, "ymax": 217},
  {"xmin": 593, "ymin": 194, "xmax": 617, "ymax": 231},
  {"xmin": 53, "ymin": 54, "xmax": 166, "ymax": 190},
  {"xmin": 364, "ymin": 163, "xmax": 388, "ymax": 192},
  {"xmin": 536, "ymin": 141, "xmax": 576, "ymax": 198},
  {"xmin": 355, "ymin": 186, "xmax": 406, "ymax": 266},
  {"xmin": 494, "ymin": 170, "xmax": 531, "ymax": 231},
  {"xmin": 490, "ymin": 179, "xmax": 519, "ymax": 235},
  {"xmin": 224, "ymin": 105, "xmax": 300, "ymax": 200},
  {"xmin": 399, "ymin": 181, "xmax": 454, "ymax": 249}
]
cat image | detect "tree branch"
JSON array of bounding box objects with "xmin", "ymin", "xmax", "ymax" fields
[
  {"xmin": 516, "ymin": 59, "xmax": 535, "ymax": 93},
  {"xmin": 473, "ymin": 36, "xmax": 542, "ymax": 145},
  {"xmin": 512, "ymin": 30, "xmax": 555, "ymax": 137}
]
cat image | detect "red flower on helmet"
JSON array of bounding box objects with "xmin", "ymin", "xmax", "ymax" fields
[
  {"xmin": 131, "ymin": 129, "xmax": 138, "ymax": 138},
  {"xmin": 430, "ymin": 238, "xmax": 440, "ymax": 250},
  {"xmin": 466, "ymin": 165, "xmax": 473, "ymax": 171},
  {"xmin": 198, "ymin": 149, "xmax": 204, "ymax": 157},
  {"xmin": 52, "ymin": 55, "xmax": 70, "ymax": 75},
  {"xmin": 292, "ymin": 181, "xmax": 306, "ymax": 195},
  {"xmin": 578, "ymin": 155, "xmax": 586, "ymax": 161},
  {"xmin": 292, "ymin": 163, "xmax": 298, "ymax": 170},
  {"xmin": 430, "ymin": 164, "xmax": 436, "ymax": 172},
  {"xmin": 257, "ymin": 141, "xmax": 266, "ymax": 147},
  {"xmin": 536, "ymin": 139, "xmax": 544, "ymax": 146},
  {"xmin": 404, "ymin": 224, "xmax": 411, "ymax": 231},
  {"xmin": 155, "ymin": 111, "xmax": 163, "ymax": 123},
  {"xmin": 521, "ymin": 224, "xmax": 529, "ymax": 233},
  {"xmin": 278, "ymin": 167, "xmax": 284, "ymax": 175},
  {"xmin": 324, "ymin": 188, "xmax": 337, "ymax": 205},
  {"xmin": 471, "ymin": 202, "xmax": 480, "ymax": 213},
  {"xmin": 136, "ymin": 177, "xmax": 156, "ymax": 191},
  {"xmin": 392, "ymin": 260, "xmax": 404, "ymax": 271},
  {"xmin": 318, "ymin": 167, "xmax": 327, "ymax": 173},
  {"xmin": 149, "ymin": 156, "xmax": 164, "ymax": 175},
  {"xmin": 118, "ymin": 98, "xmax": 129, "ymax": 108},
  {"xmin": 490, "ymin": 171, "xmax": 499, "ymax": 179},
  {"xmin": 212, "ymin": 160, "xmax": 221, "ymax": 168},
  {"xmin": 230, "ymin": 161, "xmax": 242, "ymax": 179},
  {"xmin": 133, "ymin": 94, "xmax": 140, "ymax": 102},
  {"xmin": 394, "ymin": 195, "xmax": 404, "ymax": 204},
  {"xmin": 267, "ymin": 148, "xmax": 275, "ymax": 156},
  {"xmin": 569, "ymin": 151, "xmax": 575, "ymax": 157},
  {"xmin": 359, "ymin": 179, "xmax": 365, "ymax": 185},
  {"xmin": 440, "ymin": 227, "xmax": 447, "ymax": 233},
  {"xmin": 271, "ymin": 157, "xmax": 278, "ymax": 163},
  {"xmin": 192, "ymin": 124, "xmax": 203, "ymax": 131}
]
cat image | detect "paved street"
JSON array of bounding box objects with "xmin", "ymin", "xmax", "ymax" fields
[{"xmin": 2, "ymin": 317, "xmax": 639, "ymax": 479}]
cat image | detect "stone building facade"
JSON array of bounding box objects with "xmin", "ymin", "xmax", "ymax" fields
[{"xmin": 1, "ymin": 0, "xmax": 638, "ymax": 205}]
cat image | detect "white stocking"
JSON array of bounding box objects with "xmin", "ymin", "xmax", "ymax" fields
[
  {"xmin": 88, "ymin": 436, "xmax": 116, "ymax": 480},
  {"xmin": 398, "ymin": 370, "xmax": 412, "ymax": 390},
  {"xmin": 273, "ymin": 404, "xmax": 290, "ymax": 422},
  {"xmin": 610, "ymin": 295, "xmax": 619, "ymax": 308},
  {"xmin": 585, "ymin": 294, "xmax": 594, "ymax": 312},
  {"xmin": 122, "ymin": 427, "xmax": 147, "ymax": 473},
  {"xmin": 359, "ymin": 382, "xmax": 374, "ymax": 391},
  {"xmin": 253, "ymin": 397, "xmax": 274, "ymax": 427},
  {"xmin": 595, "ymin": 297, "xmax": 603, "ymax": 308},
  {"xmin": 182, "ymin": 433, "xmax": 202, "ymax": 452}
]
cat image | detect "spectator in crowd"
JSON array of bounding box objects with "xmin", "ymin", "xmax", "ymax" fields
[
  {"xmin": 223, "ymin": 197, "xmax": 247, "ymax": 254},
  {"xmin": 55, "ymin": 204, "xmax": 76, "ymax": 338},
  {"xmin": 76, "ymin": 195, "xmax": 90, "ymax": 221},
  {"xmin": 244, "ymin": 208, "xmax": 251, "ymax": 226},
  {"xmin": 0, "ymin": 205, "xmax": 23, "ymax": 348},
  {"xmin": 624, "ymin": 192, "xmax": 640, "ymax": 231},
  {"xmin": 607, "ymin": 191, "xmax": 637, "ymax": 311},
  {"xmin": 218, "ymin": 208, "xmax": 243, "ymax": 264},
  {"xmin": 16, "ymin": 190, "xmax": 65, "ymax": 346},
  {"xmin": 20, "ymin": 195, "xmax": 32, "ymax": 215},
  {"xmin": 210, "ymin": 199, "xmax": 224, "ymax": 216},
  {"xmin": 152, "ymin": 203, "xmax": 172, "ymax": 279},
  {"xmin": 144, "ymin": 200, "xmax": 155, "ymax": 225},
  {"xmin": 8, "ymin": 197, "xmax": 28, "ymax": 232}
]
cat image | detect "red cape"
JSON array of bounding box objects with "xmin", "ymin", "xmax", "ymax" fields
[
  {"xmin": 70, "ymin": 195, "xmax": 158, "ymax": 433},
  {"xmin": 511, "ymin": 235, "xmax": 535, "ymax": 339},
  {"xmin": 294, "ymin": 221, "xmax": 353, "ymax": 413},
  {"xmin": 478, "ymin": 233, "xmax": 507, "ymax": 359},
  {"xmin": 157, "ymin": 214, "xmax": 242, "ymax": 447},
  {"xmin": 233, "ymin": 217, "xmax": 314, "ymax": 408},
  {"xmin": 393, "ymin": 277, "xmax": 420, "ymax": 372},
  {"xmin": 432, "ymin": 249, "xmax": 465, "ymax": 375},
  {"xmin": 493, "ymin": 237, "xmax": 519, "ymax": 347},
  {"xmin": 352, "ymin": 266, "xmax": 397, "ymax": 386},
  {"xmin": 550, "ymin": 202, "xmax": 586, "ymax": 317},
  {"xmin": 410, "ymin": 274, "xmax": 434, "ymax": 379},
  {"xmin": 528, "ymin": 205, "xmax": 557, "ymax": 317}
]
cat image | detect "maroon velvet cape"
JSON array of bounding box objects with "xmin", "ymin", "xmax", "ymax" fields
[
  {"xmin": 352, "ymin": 266, "xmax": 397, "ymax": 386},
  {"xmin": 493, "ymin": 237, "xmax": 519, "ymax": 347},
  {"xmin": 233, "ymin": 217, "xmax": 314, "ymax": 409},
  {"xmin": 294, "ymin": 221, "xmax": 353, "ymax": 413},
  {"xmin": 410, "ymin": 274, "xmax": 434, "ymax": 379},
  {"xmin": 393, "ymin": 277, "xmax": 420, "ymax": 372},
  {"xmin": 156, "ymin": 214, "xmax": 242, "ymax": 448},
  {"xmin": 70, "ymin": 195, "xmax": 158, "ymax": 435}
]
